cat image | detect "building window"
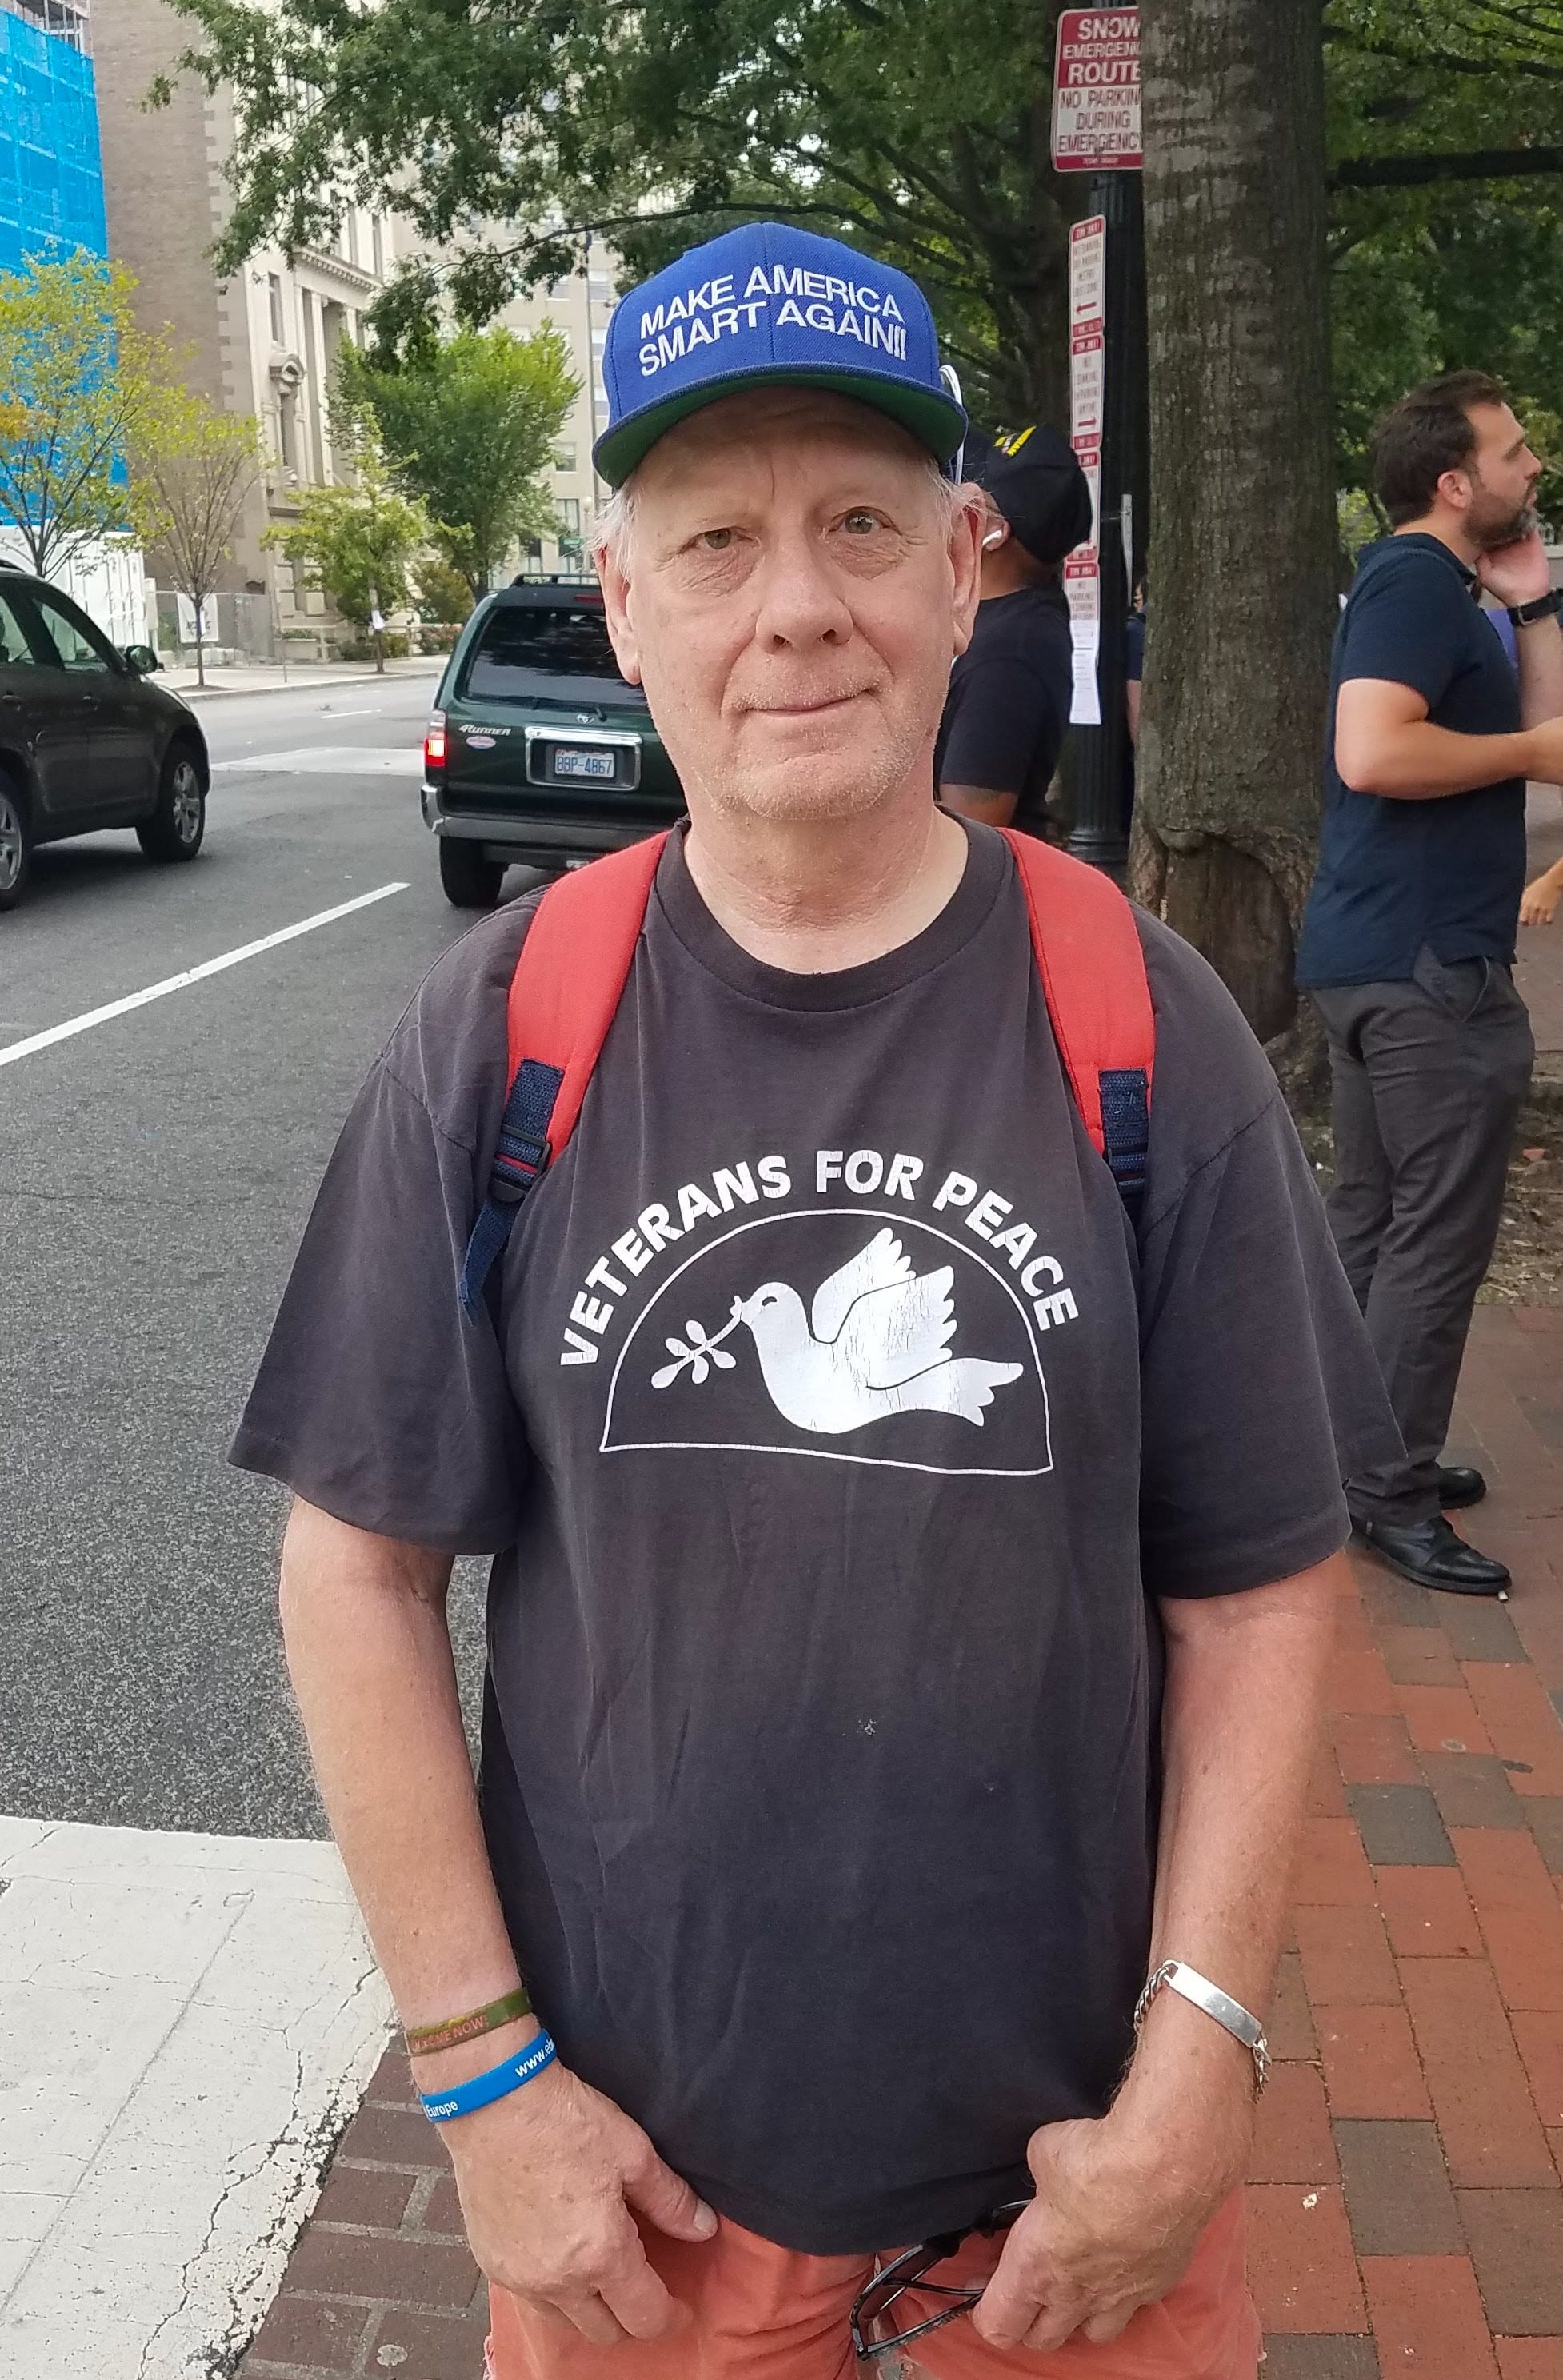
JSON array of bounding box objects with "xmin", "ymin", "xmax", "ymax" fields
[
  {"xmin": 346, "ymin": 211, "xmax": 362, "ymax": 268},
  {"xmin": 554, "ymin": 446, "xmax": 577, "ymax": 476},
  {"xmin": 267, "ymin": 274, "xmax": 285, "ymax": 345},
  {"xmin": 372, "ymin": 216, "xmax": 385, "ymax": 281},
  {"xmin": 558, "ymin": 497, "xmax": 582, "ymax": 535}
]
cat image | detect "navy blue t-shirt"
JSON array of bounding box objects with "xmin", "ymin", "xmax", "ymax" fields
[
  {"xmin": 935, "ymin": 584, "xmax": 1073, "ymax": 837},
  {"xmin": 1296, "ymin": 534, "xmax": 1527, "ymax": 988}
]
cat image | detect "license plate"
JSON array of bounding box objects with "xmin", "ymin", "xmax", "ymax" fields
[{"xmin": 552, "ymin": 747, "xmax": 616, "ymax": 781}]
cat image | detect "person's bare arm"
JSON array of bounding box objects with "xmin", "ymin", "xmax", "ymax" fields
[
  {"xmin": 281, "ymin": 1498, "xmax": 714, "ymax": 2346},
  {"xmin": 973, "ymin": 1554, "xmax": 1339, "ymax": 2355},
  {"xmin": 1514, "ymin": 620, "xmax": 1563, "ymax": 735},
  {"xmin": 940, "ymin": 783, "xmax": 1018, "ymax": 828},
  {"xmin": 1334, "ymin": 678, "xmax": 1563, "ymax": 798},
  {"xmin": 1478, "ymin": 529, "xmax": 1563, "ymax": 732},
  {"xmin": 1125, "ymin": 679, "xmax": 1141, "ymax": 748}
]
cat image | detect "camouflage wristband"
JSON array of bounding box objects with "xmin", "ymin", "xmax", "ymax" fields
[{"xmin": 405, "ymin": 1984, "xmax": 534, "ymax": 2059}]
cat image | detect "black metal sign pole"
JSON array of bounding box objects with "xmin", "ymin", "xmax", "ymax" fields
[{"xmin": 1065, "ymin": 168, "xmax": 1147, "ymax": 878}]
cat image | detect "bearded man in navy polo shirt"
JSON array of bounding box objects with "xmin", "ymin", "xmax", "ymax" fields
[{"xmin": 1297, "ymin": 371, "xmax": 1563, "ymax": 1595}]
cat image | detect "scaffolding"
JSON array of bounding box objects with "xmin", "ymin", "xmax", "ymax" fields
[
  {"xmin": 0, "ymin": 0, "xmax": 105, "ymax": 270},
  {"xmin": 1, "ymin": 0, "xmax": 90, "ymax": 56}
]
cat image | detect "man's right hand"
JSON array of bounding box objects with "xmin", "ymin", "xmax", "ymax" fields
[{"xmin": 441, "ymin": 2049, "xmax": 718, "ymax": 2345}]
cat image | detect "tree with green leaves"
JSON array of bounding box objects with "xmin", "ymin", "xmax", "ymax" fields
[
  {"xmin": 0, "ymin": 250, "xmax": 174, "ymax": 577},
  {"xmin": 132, "ymin": 395, "xmax": 263, "ymax": 685},
  {"xmin": 266, "ymin": 425, "xmax": 432, "ymax": 673},
  {"xmin": 161, "ymin": 0, "xmax": 1085, "ymax": 429},
  {"xmin": 1325, "ymin": 2, "xmax": 1563, "ymax": 517},
  {"xmin": 158, "ymin": 0, "xmax": 1563, "ymax": 1033},
  {"xmin": 1326, "ymin": 1, "xmax": 1563, "ymax": 196},
  {"xmin": 414, "ymin": 552, "xmax": 475, "ymax": 625},
  {"xmin": 336, "ymin": 324, "xmax": 576, "ymax": 598},
  {"xmin": 160, "ymin": 0, "xmax": 1563, "ymax": 435}
]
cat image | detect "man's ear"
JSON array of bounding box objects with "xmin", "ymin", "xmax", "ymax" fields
[
  {"xmin": 1437, "ymin": 466, "xmax": 1475, "ymax": 517},
  {"xmin": 949, "ymin": 491, "xmax": 985, "ymax": 660},
  {"xmin": 593, "ymin": 543, "xmax": 644, "ymax": 685}
]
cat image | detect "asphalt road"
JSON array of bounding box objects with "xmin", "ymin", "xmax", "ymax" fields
[{"xmin": 0, "ymin": 669, "xmax": 510, "ymax": 1836}]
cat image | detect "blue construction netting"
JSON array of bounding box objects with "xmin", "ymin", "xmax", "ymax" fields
[{"xmin": 0, "ymin": 6, "xmax": 108, "ymax": 276}]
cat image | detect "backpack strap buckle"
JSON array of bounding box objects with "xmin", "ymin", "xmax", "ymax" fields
[{"xmin": 490, "ymin": 1124, "xmax": 552, "ymax": 1204}]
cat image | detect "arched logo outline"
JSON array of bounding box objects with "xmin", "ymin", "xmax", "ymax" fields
[{"xmin": 599, "ymin": 1206, "xmax": 1054, "ymax": 1478}]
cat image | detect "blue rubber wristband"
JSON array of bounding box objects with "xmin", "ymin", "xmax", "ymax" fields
[{"xmin": 418, "ymin": 2029, "xmax": 557, "ymax": 2123}]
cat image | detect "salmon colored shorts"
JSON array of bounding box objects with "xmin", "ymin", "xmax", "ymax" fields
[{"xmin": 485, "ymin": 2192, "xmax": 1258, "ymax": 2380}]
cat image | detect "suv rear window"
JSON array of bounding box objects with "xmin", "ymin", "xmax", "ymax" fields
[{"xmin": 466, "ymin": 601, "xmax": 627, "ymax": 694}]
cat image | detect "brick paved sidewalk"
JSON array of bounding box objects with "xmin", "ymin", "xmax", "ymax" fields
[{"xmin": 239, "ymin": 1304, "xmax": 1563, "ymax": 2380}]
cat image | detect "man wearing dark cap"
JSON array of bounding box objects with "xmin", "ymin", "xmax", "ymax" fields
[
  {"xmin": 235, "ymin": 218, "xmax": 1394, "ymax": 2380},
  {"xmin": 937, "ymin": 424, "xmax": 1093, "ymax": 837}
]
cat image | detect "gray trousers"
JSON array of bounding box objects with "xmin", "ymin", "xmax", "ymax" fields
[{"xmin": 1313, "ymin": 949, "xmax": 1533, "ymax": 1523}]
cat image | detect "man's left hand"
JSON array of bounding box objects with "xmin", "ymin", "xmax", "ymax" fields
[
  {"xmin": 970, "ymin": 2095, "xmax": 1247, "ymax": 2355},
  {"xmin": 1477, "ymin": 528, "xmax": 1553, "ymax": 609}
]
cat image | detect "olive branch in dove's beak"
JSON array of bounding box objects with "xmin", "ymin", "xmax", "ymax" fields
[{"xmin": 651, "ymin": 1298, "xmax": 744, "ymax": 1390}]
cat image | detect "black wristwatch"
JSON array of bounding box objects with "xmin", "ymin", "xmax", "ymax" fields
[{"xmin": 1507, "ymin": 587, "xmax": 1563, "ymax": 627}]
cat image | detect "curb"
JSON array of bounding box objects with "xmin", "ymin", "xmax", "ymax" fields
[{"xmin": 170, "ymin": 665, "xmax": 444, "ymax": 702}]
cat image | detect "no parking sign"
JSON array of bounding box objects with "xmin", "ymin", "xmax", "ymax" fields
[{"xmin": 1051, "ymin": 9, "xmax": 1142, "ymax": 174}]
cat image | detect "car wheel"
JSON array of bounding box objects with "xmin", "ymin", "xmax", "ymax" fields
[
  {"xmin": 137, "ymin": 745, "xmax": 206, "ymax": 864},
  {"xmin": 0, "ymin": 773, "xmax": 32, "ymax": 912},
  {"xmin": 439, "ymin": 837, "xmax": 506, "ymax": 908}
]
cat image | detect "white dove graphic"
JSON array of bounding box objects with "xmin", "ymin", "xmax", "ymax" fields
[{"xmin": 734, "ymin": 1227, "xmax": 1022, "ymax": 1435}]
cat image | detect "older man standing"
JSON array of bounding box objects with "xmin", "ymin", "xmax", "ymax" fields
[{"xmin": 235, "ymin": 225, "xmax": 1393, "ymax": 2380}]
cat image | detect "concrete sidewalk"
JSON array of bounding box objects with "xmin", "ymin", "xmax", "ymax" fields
[
  {"xmin": 0, "ymin": 1823, "xmax": 390, "ymax": 2380},
  {"xmin": 159, "ymin": 660, "xmax": 442, "ymax": 700}
]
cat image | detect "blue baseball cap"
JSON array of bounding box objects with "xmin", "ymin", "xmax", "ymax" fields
[{"xmin": 593, "ymin": 221, "xmax": 967, "ymax": 488}]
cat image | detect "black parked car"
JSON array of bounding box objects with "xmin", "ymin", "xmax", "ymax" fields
[
  {"xmin": 0, "ymin": 561, "xmax": 210, "ymax": 912},
  {"xmin": 420, "ymin": 577, "xmax": 683, "ymax": 906}
]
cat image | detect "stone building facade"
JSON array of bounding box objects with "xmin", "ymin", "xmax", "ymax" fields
[
  {"xmin": 89, "ymin": 0, "xmax": 616, "ymax": 647},
  {"xmin": 89, "ymin": 0, "xmax": 404, "ymax": 653}
]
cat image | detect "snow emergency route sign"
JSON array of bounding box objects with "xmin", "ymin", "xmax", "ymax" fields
[{"xmin": 1051, "ymin": 8, "xmax": 1142, "ymax": 173}]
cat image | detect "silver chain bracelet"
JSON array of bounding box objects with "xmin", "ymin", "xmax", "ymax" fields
[{"xmin": 1133, "ymin": 1959, "xmax": 1271, "ymax": 2098}]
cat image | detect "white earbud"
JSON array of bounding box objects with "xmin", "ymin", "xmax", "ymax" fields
[{"xmin": 981, "ymin": 527, "xmax": 1006, "ymax": 549}]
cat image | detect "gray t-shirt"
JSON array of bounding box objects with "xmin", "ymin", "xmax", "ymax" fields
[{"xmin": 234, "ymin": 822, "xmax": 1394, "ymax": 2254}]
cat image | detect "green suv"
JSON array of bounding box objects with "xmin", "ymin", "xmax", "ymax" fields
[{"xmin": 421, "ymin": 577, "xmax": 684, "ymax": 906}]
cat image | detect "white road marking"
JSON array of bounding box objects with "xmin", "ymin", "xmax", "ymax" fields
[
  {"xmin": 210, "ymin": 744, "xmax": 422, "ymax": 777},
  {"xmin": 0, "ymin": 1817, "xmax": 389, "ymax": 2378},
  {"xmin": 0, "ymin": 882, "xmax": 408, "ymax": 1071}
]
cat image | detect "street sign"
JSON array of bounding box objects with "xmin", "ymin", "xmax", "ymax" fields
[
  {"xmin": 1069, "ymin": 332, "xmax": 1105, "ymax": 445},
  {"xmin": 1065, "ymin": 213, "xmax": 1108, "ymax": 724},
  {"xmin": 1051, "ymin": 8, "xmax": 1142, "ymax": 174},
  {"xmin": 1069, "ymin": 215, "xmax": 1107, "ymax": 330}
]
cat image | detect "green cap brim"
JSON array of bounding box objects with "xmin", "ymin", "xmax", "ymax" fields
[{"xmin": 593, "ymin": 365, "xmax": 967, "ymax": 489}]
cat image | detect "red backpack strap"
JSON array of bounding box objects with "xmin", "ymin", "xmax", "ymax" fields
[
  {"xmin": 459, "ymin": 833, "xmax": 668, "ymax": 1320},
  {"xmin": 1001, "ymin": 829, "xmax": 1156, "ymax": 1218}
]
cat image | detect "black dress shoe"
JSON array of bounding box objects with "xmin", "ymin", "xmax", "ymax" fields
[
  {"xmin": 1437, "ymin": 1464, "xmax": 1487, "ymax": 1510},
  {"xmin": 1358, "ymin": 1514, "xmax": 1509, "ymax": 1597}
]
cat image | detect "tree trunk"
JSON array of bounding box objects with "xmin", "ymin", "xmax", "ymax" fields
[
  {"xmin": 194, "ymin": 612, "xmax": 206, "ymax": 689},
  {"xmin": 1132, "ymin": 0, "xmax": 1336, "ymax": 1056}
]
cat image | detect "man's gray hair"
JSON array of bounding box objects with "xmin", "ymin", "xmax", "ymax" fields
[{"xmin": 589, "ymin": 454, "xmax": 972, "ymax": 570}]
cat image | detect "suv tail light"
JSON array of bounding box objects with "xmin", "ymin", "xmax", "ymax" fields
[{"xmin": 424, "ymin": 711, "xmax": 446, "ymax": 772}]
